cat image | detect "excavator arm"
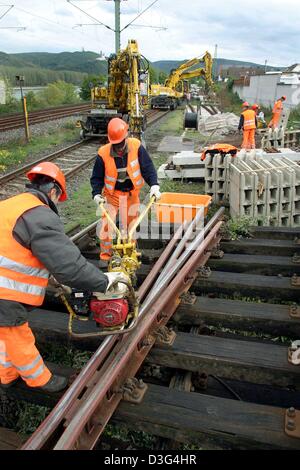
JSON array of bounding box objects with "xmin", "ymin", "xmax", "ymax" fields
[{"xmin": 165, "ymin": 51, "xmax": 213, "ymax": 91}]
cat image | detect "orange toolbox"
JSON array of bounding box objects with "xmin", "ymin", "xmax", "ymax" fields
[{"xmin": 155, "ymin": 192, "xmax": 212, "ymax": 224}]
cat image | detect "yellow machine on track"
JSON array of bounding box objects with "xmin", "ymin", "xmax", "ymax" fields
[{"xmin": 80, "ymin": 39, "xmax": 150, "ymax": 140}]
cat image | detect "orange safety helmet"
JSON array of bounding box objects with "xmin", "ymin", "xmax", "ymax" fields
[
  {"xmin": 242, "ymin": 101, "xmax": 249, "ymax": 107},
  {"xmin": 107, "ymin": 117, "xmax": 129, "ymax": 144},
  {"xmin": 26, "ymin": 161, "xmax": 67, "ymax": 202}
]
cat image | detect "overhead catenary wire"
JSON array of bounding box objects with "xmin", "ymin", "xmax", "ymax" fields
[
  {"xmin": 68, "ymin": 0, "xmax": 164, "ymax": 36},
  {"xmin": 0, "ymin": 4, "xmax": 13, "ymax": 21},
  {"xmin": 0, "ymin": 3, "xmax": 26, "ymax": 30},
  {"xmin": 11, "ymin": 5, "xmax": 99, "ymax": 42}
]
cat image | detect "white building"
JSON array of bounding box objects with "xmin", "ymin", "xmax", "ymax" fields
[
  {"xmin": 233, "ymin": 64, "xmax": 300, "ymax": 109},
  {"xmin": 0, "ymin": 78, "xmax": 6, "ymax": 105}
]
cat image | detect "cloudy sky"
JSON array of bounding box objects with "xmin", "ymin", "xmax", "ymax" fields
[{"xmin": 0, "ymin": 0, "xmax": 299, "ymax": 66}]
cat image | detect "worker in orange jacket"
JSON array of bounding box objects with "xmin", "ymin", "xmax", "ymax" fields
[
  {"xmin": 91, "ymin": 118, "xmax": 161, "ymax": 262},
  {"xmin": 0, "ymin": 162, "xmax": 125, "ymax": 392},
  {"xmin": 268, "ymin": 96, "xmax": 286, "ymax": 129},
  {"xmin": 238, "ymin": 102, "xmax": 257, "ymax": 150}
]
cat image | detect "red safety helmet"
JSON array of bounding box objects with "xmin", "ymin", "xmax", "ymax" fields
[
  {"xmin": 26, "ymin": 162, "xmax": 67, "ymax": 202},
  {"xmin": 242, "ymin": 101, "xmax": 249, "ymax": 107},
  {"xmin": 281, "ymin": 95, "xmax": 287, "ymax": 100},
  {"xmin": 252, "ymin": 103, "xmax": 259, "ymax": 110},
  {"xmin": 107, "ymin": 117, "xmax": 129, "ymax": 144}
]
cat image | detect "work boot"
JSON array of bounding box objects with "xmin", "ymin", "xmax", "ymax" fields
[
  {"xmin": 0, "ymin": 377, "xmax": 20, "ymax": 389},
  {"xmin": 38, "ymin": 374, "xmax": 68, "ymax": 393}
]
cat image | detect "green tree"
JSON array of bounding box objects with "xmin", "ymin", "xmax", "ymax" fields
[
  {"xmin": 80, "ymin": 75, "xmax": 106, "ymax": 101},
  {"xmin": 158, "ymin": 71, "xmax": 168, "ymax": 84},
  {"xmin": 37, "ymin": 81, "xmax": 79, "ymax": 107},
  {"xmin": 149, "ymin": 66, "xmax": 158, "ymax": 85}
]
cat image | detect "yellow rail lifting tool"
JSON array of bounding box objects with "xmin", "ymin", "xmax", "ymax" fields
[{"xmin": 60, "ymin": 196, "xmax": 156, "ymax": 338}]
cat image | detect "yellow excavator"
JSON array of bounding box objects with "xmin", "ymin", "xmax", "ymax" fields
[
  {"xmin": 150, "ymin": 51, "xmax": 213, "ymax": 110},
  {"xmin": 79, "ymin": 39, "xmax": 150, "ymax": 140}
]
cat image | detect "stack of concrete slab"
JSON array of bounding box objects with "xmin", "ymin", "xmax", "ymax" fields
[
  {"xmin": 158, "ymin": 150, "xmax": 204, "ymax": 180},
  {"xmin": 158, "ymin": 147, "xmax": 300, "ymax": 185},
  {"xmin": 204, "ymin": 152, "xmax": 236, "ymax": 203},
  {"xmin": 229, "ymin": 155, "xmax": 300, "ymax": 227},
  {"xmin": 261, "ymin": 127, "xmax": 286, "ymax": 149}
]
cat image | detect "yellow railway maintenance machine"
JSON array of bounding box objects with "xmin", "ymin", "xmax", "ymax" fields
[{"xmin": 79, "ymin": 39, "xmax": 150, "ymax": 141}]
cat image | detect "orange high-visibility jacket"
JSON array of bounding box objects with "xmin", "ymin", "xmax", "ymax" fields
[
  {"xmin": 273, "ymin": 99, "xmax": 283, "ymax": 115},
  {"xmin": 241, "ymin": 109, "xmax": 256, "ymax": 130},
  {"xmin": 98, "ymin": 137, "xmax": 145, "ymax": 195},
  {"xmin": 0, "ymin": 193, "xmax": 49, "ymax": 306},
  {"xmin": 201, "ymin": 143, "xmax": 238, "ymax": 161}
]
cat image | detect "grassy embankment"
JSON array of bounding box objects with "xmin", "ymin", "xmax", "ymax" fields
[{"xmin": 0, "ymin": 121, "xmax": 79, "ymax": 173}]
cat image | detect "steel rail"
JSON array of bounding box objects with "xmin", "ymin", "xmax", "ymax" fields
[
  {"xmin": 0, "ymin": 104, "xmax": 91, "ymax": 131},
  {"xmin": 51, "ymin": 219, "xmax": 222, "ymax": 450},
  {"xmin": 0, "ymin": 141, "xmax": 86, "ymax": 185}
]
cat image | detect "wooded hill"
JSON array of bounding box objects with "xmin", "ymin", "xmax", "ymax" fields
[{"xmin": 0, "ymin": 50, "xmax": 282, "ymax": 87}]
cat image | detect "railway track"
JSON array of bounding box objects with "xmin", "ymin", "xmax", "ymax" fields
[
  {"xmin": 0, "ymin": 106, "xmax": 167, "ymax": 133},
  {"xmin": 0, "ymin": 140, "xmax": 98, "ymax": 200},
  {"xmin": 2, "ymin": 220, "xmax": 300, "ymax": 450},
  {"xmin": 0, "ymin": 109, "xmax": 169, "ymax": 200},
  {"xmin": 0, "ymin": 104, "xmax": 92, "ymax": 132}
]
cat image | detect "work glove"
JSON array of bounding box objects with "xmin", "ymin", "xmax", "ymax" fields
[
  {"xmin": 104, "ymin": 272, "xmax": 130, "ymax": 292},
  {"xmin": 94, "ymin": 194, "xmax": 106, "ymax": 206},
  {"xmin": 48, "ymin": 276, "xmax": 72, "ymax": 297},
  {"xmin": 150, "ymin": 185, "xmax": 161, "ymax": 201}
]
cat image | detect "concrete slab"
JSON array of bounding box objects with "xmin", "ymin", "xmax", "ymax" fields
[
  {"xmin": 172, "ymin": 150, "xmax": 202, "ymax": 165},
  {"xmin": 158, "ymin": 163, "xmax": 204, "ymax": 180},
  {"xmin": 157, "ymin": 136, "xmax": 194, "ymax": 153}
]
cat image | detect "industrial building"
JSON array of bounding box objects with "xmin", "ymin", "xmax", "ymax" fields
[{"xmin": 233, "ymin": 64, "xmax": 300, "ymax": 109}]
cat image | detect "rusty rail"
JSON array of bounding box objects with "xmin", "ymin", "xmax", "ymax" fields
[{"xmin": 0, "ymin": 104, "xmax": 91, "ymax": 132}]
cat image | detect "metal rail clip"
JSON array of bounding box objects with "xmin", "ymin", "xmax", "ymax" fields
[
  {"xmin": 180, "ymin": 292, "xmax": 197, "ymax": 305},
  {"xmin": 289, "ymin": 305, "xmax": 300, "ymax": 319},
  {"xmin": 285, "ymin": 407, "xmax": 300, "ymax": 439},
  {"xmin": 292, "ymin": 254, "xmax": 300, "ymax": 265},
  {"xmin": 291, "ymin": 275, "xmax": 300, "ymax": 287},
  {"xmin": 197, "ymin": 266, "xmax": 211, "ymax": 278},
  {"xmin": 155, "ymin": 325, "xmax": 177, "ymax": 346},
  {"xmin": 121, "ymin": 378, "xmax": 148, "ymax": 404},
  {"xmin": 210, "ymin": 248, "xmax": 224, "ymax": 259},
  {"xmin": 288, "ymin": 340, "xmax": 300, "ymax": 365}
]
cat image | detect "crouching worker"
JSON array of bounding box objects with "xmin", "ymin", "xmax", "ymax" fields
[
  {"xmin": 0, "ymin": 162, "xmax": 125, "ymax": 392},
  {"xmin": 91, "ymin": 117, "xmax": 161, "ymax": 261}
]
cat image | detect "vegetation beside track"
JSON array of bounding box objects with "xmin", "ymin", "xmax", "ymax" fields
[{"xmin": 0, "ymin": 120, "xmax": 79, "ymax": 172}]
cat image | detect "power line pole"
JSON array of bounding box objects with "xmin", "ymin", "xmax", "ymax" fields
[
  {"xmin": 114, "ymin": 0, "xmax": 121, "ymax": 53},
  {"xmin": 213, "ymin": 44, "xmax": 218, "ymax": 80},
  {"xmin": 69, "ymin": 0, "xmax": 161, "ymax": 54}
]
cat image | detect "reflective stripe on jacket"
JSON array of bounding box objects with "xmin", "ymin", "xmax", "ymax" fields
[
  {"xmin": 0, "ymin": 193, "xmax": 49, "ymax": 306},
  {"xmin": 97, "ymin": 138, "xmax": 145, "ymax": 195},
  {"xmin": 241, "ymin": 109, "xmax": 256, "ymax": 130}
]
